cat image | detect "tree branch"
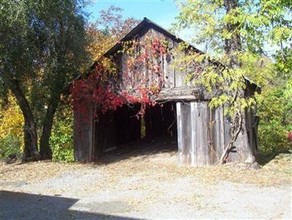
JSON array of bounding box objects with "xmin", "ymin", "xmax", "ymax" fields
[{"xmin": 220, "ymin": 109, "xmax": 243, "ymax": 164}]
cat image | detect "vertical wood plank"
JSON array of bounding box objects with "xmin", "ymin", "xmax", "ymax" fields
[
  {"xmin": 214, "ymin": 107, "xmax": 223, "ymax": 161},
  {"xmin": 176, "ymin": 102, "xmax": 183, "ymax": 164},
  {"xmin": 73, "ymin": 104, "xmax": 93, "ymax": 162},
  {"xmin": 208, "ymin": 108, "xmax": 217, "ymax": 164},
  {"xmin": 190, "ymin": 102, "xmax": 197, "ymax": 166},
  {"xmin": 194, "ymin": 103, "xmax": 201, "ymax": 166},
  {"xmin": 223, "ymin": 109, "xmax": 232, "ymax": 162},
  {"xmin": 173, "ymin": 69, "xmax": 176, "ymax": 87},
  {"xmin": 196, "ymin": 103, "xmax": 203, "ymax": 166},
  {"xmin": 175, "ymin": 69, "xmax": 182, "ymax": 87},
  {"xmin": 183, "ymin": 103, "xmax": 191, "ymax": 164},
  {"xmin": 201, "ymin": 102, "xmax": 209, "ymax": 165}
]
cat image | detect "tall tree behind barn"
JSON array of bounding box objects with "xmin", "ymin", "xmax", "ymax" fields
[{"xmin": 72, "ymin": 18, "xmax": 260, "ymax": 166}]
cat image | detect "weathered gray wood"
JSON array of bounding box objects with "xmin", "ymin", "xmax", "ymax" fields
[
  {"xmin": 213, "ymin": 106, "xmax": 225, "ymax": 160},
  {"xmin": 177, "ymin": 102, "xmax": 192, "ymax": 165},
  {"xmin": 233, "ymin": 110, "xmax": 255, "ymax": 163},
  {"xmin": 190, "ymin": 102, "xmax": 197, "ymax": 166},
  {"xmin": 196, "ymin": 102, "xmax": 209, "ymax": 166},
  {"xmin": 176, "ymin": 102, "xmax": 183, "ymax": 164},
  {"xmin": 201, "ymin": 103, "xmax": 209, "ymax": 165},
  {"xmin": 74, "ymin": 19, "xmax": 259, "ymax": 165},
  {"xmin": 223, "ymin": 111, "xmax": 231, "ymax": 155},
  {"xmin": 175, "ymin": 69, "xmax": 183, "ymax": 87},
  {"xmin": 195, "ymin": 103, "xmax": 203, "ymax": 165},
  {"xmin": 184, "ymin": 103, "xmax": 192, "ymax": 164},
  {"xmin": 219, "ymin": 107, "xmax": 225, "ymax": 156},
  {"xmin": 209, "ymin": 108, "xmax": 221, "ymax": 164},
  {"xmin": 177, "ymin": 101, "xmax": 212, "ymax": 166},
  {"xmin": 74, "ymin": 104, "xmax": 93, "ymax": 162}
]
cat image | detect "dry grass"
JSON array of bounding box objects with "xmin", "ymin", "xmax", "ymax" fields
[{"xmin": 0, "ymin": 151, "xmax": 291, "ymax": 187}]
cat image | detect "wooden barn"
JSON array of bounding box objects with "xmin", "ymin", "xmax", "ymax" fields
[{"xmin": 73, "ymin": 18, "xmax": 259, "ymax": 166}]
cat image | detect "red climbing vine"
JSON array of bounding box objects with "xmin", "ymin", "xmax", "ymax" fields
[
  {"xmin": 71, "ymin": 61, "xmax": 124, "ymax": 119},
  {"xmin": 71, "ymin": 35, "xmax": 171, "ymax": 119}
]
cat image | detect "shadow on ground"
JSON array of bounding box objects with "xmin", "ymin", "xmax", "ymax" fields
[
  {"xmin": 256, "ymin": 150, "xmax": 291, "ymax": 166},
  {"xmin": 0, "ymin": 191, "xmax": 140, "ymax": 220}
]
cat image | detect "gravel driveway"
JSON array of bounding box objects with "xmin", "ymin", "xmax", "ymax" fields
[{"xmin": 1, "ymin": 147, "xmax": 291, "ymax": 220}]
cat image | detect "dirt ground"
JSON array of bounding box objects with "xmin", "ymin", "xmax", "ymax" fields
[{"xmin": 0, "ymin": 143, "xmax": 291, "ymax": 219}]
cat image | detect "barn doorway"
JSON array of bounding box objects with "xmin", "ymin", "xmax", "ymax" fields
[{"xmin": 92, "ymin": 102, "xmax": 177, "ymax": 161}]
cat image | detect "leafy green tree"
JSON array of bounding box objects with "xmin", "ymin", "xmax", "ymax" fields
[
  {"xmin": 0, "ymin": 0, "xmax": 88, "ymax": 160},
  {"xmin": 174, "ymin": 0, "xmax": 291, "ymax": 163},
  {"xmin": 257, "ymin": 46, "xmax": 292, "ymax": 153}
]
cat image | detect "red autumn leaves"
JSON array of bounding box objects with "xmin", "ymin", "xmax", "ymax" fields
[{"xmin": 71, "ymin": 37, "xmax": 168, "ymax": 118}]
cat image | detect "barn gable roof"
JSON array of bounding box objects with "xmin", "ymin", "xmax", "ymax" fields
[
  {"xmin": 103, "ymin": 17, "xmax": 203, "ymax": 57},
  {"xmin": 90, "ymin": 17, "xmax": 260, "ymax": 93}
]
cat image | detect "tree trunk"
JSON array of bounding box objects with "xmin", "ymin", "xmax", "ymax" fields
[
  {"xmin": 39, "ymin": 97, "xmax": 60, "ymax": 159},
  {"xmin": 23, "ymin": 121, "xmax": 39, "ymax": 160},
  {"xmin": 223, "ymin": 0, "xmax": 256, "ymax": 163},
  {"xmin": 234, "ymin": 110, "xmax": 256, "ymax": 163},
  {"xmin": 8, "ymin": 79, "xmax": 40, "ymax": 161},
  {"xmin": 39, "ymin": 62, "xmax": 64, "ymax": 159},
  {"xmin": 224, "ymin": 0, "xmax": 241, "ymax": 66}
]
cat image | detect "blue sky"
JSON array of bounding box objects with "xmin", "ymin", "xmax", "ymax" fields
[
  {"xmin": 84, "ymin": 0, "xmax": 199, "ymax": 49},
  {"xmin": 85, "ymin": 0, "xmax": 179, "ymax": 30}
]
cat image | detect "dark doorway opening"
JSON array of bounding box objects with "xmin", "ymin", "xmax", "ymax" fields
[{"xmin": 92, "ymin": 102, "xmax": 177, "ymax": 161}]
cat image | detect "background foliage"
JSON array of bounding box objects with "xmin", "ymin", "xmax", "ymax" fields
[
  {"xmin": 257, "ymin": 47, "xmax": 292, "ymax": 153},
  {"xmin": 50, "ymin": 104, "xmax": 74, "ymax": 162},
  {"xmin": 0, "ymin": 95, "xmax": 24, "ymax": 158},
  {"xmin": 1, "ymin": 2, "xmax": 291, "ymax": 162},
  {"xmin": 0, "ymin": 5, "xmax": 138, "ymax": 162},
  {"xmin": 174, "ymin": 0, "xmax": 292, "ymax": 155},
  {"xmin": 0, "ymin": 0, "xmax": 89, "ymax": 160}
]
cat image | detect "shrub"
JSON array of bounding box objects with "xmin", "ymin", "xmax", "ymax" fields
[
  {"xmin": 0, "ymin": 134, "xmax": 21, "ymax": 159},
  {"xmin": 50, "ymin": 106, "xmax": 74, "ymax": 162},
  {"xmin": 257, "ymin": 84, "xmax": 292, "ymax": 153},
  {"xmin": 0, "ymin": 95, "xmax": 24, "ymax": 159}
]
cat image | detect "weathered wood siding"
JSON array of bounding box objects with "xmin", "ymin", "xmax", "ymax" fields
[
  {"xmin": 74, "ymin": 20, "xmax": 259, "ymax": 165},
  {"xmin": 212, "ymin": 107, "xmax": 225, "ymax": 162},
  {"xmin": 177, "ymin": 101, "xmax": 211, "ymax": 166},
  {"xmin": 177, "ymin": 101, "xmax": 242, "ymax": 166},
  {"xmin": 117, "ymin": 28, "xmax": 194, "ymax": 94},
  {"xmin": 74, "ymin": 104, "xmax": 94, "ymax": 162}
]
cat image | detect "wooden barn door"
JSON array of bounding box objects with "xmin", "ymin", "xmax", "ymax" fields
[{"xmin": 176, "ymin": 101, "xmax": 212, "ymax": 166}]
